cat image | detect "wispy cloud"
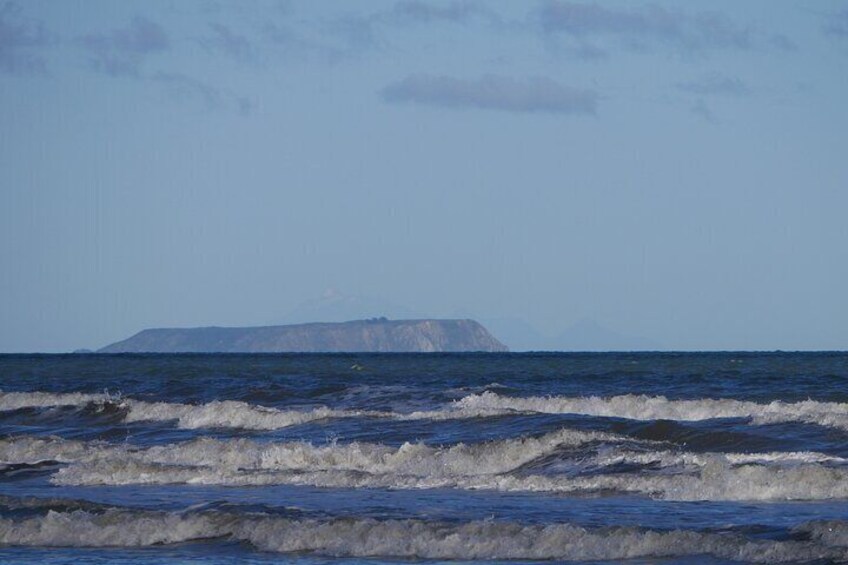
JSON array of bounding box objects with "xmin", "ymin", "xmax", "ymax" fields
[
  {"xmin": 0, "ymin": 1, "xmax": 48, "ymax": 75},
  {"xmin": 769, "ymin": 33, "xmax": 797, "ymax": 52},
  {"xmin": 690, "ymin": 98, "xmax": 718, "ymax": 124},
  {"xmin": 676, "ymin": 73, "xmax": 748, "ymax": 97},
  {"xmin": 823, "ymin": 9, "xmax": 848, "ymax": 38},
  {"xmin": 311, "ymin": 1, "xmax": 504, "ymax": 61},
  {"xmin": 382, "ymin": 74, "xmax": 598, "ymax": 115},
  {"xmin": 80, "ymin": 16, "xmax": 169, "ymax": 77},
  {"xmin": 199, "ymin": 23, "xmax": 256, "ymax": 64},
  {"xmin": 75, "ymin": 16, "xmax": 248, "ymax": 116},
  {"xmin": 259, "ymin": 11, "xmax": 376, "ymax": 65},
  {"xmin": 381, "ymin": 1, "xmax": 498, "ymax": 26},
  {"xmin": 538, "ymin": 1, "xmax": 751, "ymax": 55},
  {"xmin": 150, "ymin": 71, "xmax": 252, "ymax": 116}
]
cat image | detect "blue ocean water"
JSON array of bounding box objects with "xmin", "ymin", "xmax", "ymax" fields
[{"xmin": 1, "ymin": 352, "xmax": 848, "ymax": 563}]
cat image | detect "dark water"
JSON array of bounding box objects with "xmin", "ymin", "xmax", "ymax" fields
[{"xmin": 1, "ymin": 352, "xmax": 848, "ymax": 563}]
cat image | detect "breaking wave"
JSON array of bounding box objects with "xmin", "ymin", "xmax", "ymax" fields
[
  {"xmin": 446, "ymin": 391, "xmax": 848, "ymax": 430},
  {"xmin": 0, "ymin": 391, "xmax": 112, "ymax": 412},
  {"xmin": 4, "ymin": 389, "xmax": 848, "ymax": 432},
  {"xmin": 0, "ymin": 507, "xmax": 845, "ymax": 562},
  {"xmin": 122, "ymin": 399, "xmax": 381, "ymax": 430},
  {"xmin": 0, "ymin": 391, "xmax": 381, "ymax": 430},
  {"xmin": 4, "ymin": 432, "xmax": 848, "ymax": 501},
  {"xmin": 0, "ymin": 428, "xmax": 616, "ymax": 477}
]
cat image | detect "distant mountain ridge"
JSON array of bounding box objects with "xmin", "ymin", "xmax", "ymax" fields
[{"xmin": 98, "ymin": 319, "xmax": 508, "ymax": 353}]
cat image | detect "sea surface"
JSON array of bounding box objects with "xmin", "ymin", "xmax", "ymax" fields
[{"xmin": 1, "ymin": 352, "xmax": 848, "ymax": 564}]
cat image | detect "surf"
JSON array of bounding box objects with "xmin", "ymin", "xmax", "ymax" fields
[
  {"xmin": 5, "ymin": 389, "xmax": 848, "ymax": 432},
  {"xmin": 0, "ymin": 505, "xmax": 844, "ymax": 562}
]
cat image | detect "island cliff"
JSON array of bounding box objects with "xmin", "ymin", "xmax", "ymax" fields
[{"xmin": 98, "ymin": 319, "xmax": 508, "ymax": 353}]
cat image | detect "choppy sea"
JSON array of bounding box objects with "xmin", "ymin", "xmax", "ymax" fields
[{"xmin": 1, "ymin": 352, "xmax": 848, "ymax": 564}]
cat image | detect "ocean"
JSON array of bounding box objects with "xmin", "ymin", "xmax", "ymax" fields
[{"xmin": 1, "ymin": 352, "xmax": 847, "ymax": 564}]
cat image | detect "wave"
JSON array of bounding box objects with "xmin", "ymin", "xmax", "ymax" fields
[
  {"xmin": 0, "ymin": 391, "xmax": 112, "ymax": 412},
  {"xmin": 4, "ymin": 389, "xmax": 848, "ymax": 433},
  {"xmin": 4, "ymin": 433, "xmax": 848, "ymax": 501},
  {"xmin": 122, "ymin": 399, "xmax": 381, "ymax": 430},
  {"xmin": 0, "ymin": 428, "xmax": 616, "ymax": 477},
  {"xmin": 797, "ymin": 520, "xmax": 848, "ymax": 548},
  {"xmin": 446, "ymin": 391, "xmax": 848, "ymax": 430},
  {"xmin": 56, "ymin": 456, "xmax": 848, "ymax": 502},
  {"xmin": 0, "ymin": 391, "xmax": 382, "ymax": 431},
  {"xmin": 0, "ymin": 507, "xmax": 844, "ymax": 561}
]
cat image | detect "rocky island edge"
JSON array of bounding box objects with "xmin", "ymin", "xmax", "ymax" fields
[{"xmin": 98, "ymin": 318, "xmax": 508, "ymax": 353}]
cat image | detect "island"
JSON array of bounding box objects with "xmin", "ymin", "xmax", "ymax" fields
[{"xmin": 98, "ymin": 318, "xmax": 508, "ymax": 353}]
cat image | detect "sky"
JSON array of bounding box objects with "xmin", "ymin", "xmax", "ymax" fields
[{"xmin": 1, "ymin": 0, "xmax": 847, "ymax": 352}]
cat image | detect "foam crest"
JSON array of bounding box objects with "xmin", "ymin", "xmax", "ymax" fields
[
  {"xmin": 795, "ymin": 520, "xmax": 848, "ymax": 548},
  {"xmin": 123, "ymin": 399, "xmax": 381, "ymax": 430},
  {"xmin": 0, "ymin": 389, "xmax": 387, "ymax": 431},
  {"xmin": 241, "ymin": 517, "xmax": 840, "ymax": 562},
  {"xmin": 11, "ymin": 433, "xmax": 846, "ymax": 502},
  {"xmin": 0, "ymin": 509, "xmax": 230, "ymax": 547},
  {"xmin": 0, "ymin": 390, "xmax": 111, "ymax": 411},
  {"xmin": 137, "ymin": 427, "xmax": 609, "ymax": 477},
  {"xmin": 32, "ymin": 428, "xmax": 613, "ymax": 484},
  {"xmin": 0, "ymin": 509, "xmax": 843, "ymax": 562},
  {"xmin": 588, "ymin": 449, "xmax": 847, "ymax": 469},
  {"xmin": 7, "ymin": 387, "xmax": 848, "ymax": 433},
  {"xmin": 0, "ymin": 436, "xmax": 93, "ymax": 465},
  {"xmin": 451, "ymin": 391, "xmax": 848, "ymax": 430}
]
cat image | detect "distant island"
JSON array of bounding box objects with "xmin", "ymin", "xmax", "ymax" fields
[{"xmin": 98, "ymin": 318, "xmax": 508, "ymax": 353}]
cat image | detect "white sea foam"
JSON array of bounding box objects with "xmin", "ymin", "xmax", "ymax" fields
[
  {"xmin": 0, "ymin": 509, "xmax": 844, "ymax": 562},
  {"xmin": 446, "ymin": 391, "xmax": 848, "ymax": 430},
  {"xmin": 240, "ymin": 516, "xmax": 843, "ymax": 562},
  {"xmin": 0, "ymin": 391, "xmax": 112, "ymax": 411},
  {"xmin": 1, "ymin": 428, "xmax": 615, "ymax": 479},
  {"xmin": 122, "ymin": 399, "xmax": 382, "ymax": 430},
  {"xmin": 5, "ymin": 388, "xmax": 848, "ymax": 432},
  {"xmin": 4, "ymin": 433, "xmax": 847, "ymax": 502},
  {"xmin": 0, "ymin": 509, "xmax": 230, "ymax": 548},
  {"xmin": 796, "ymin": 520, "xmax": 848, "ymax": 548},
  {"xmin": 0, "ymin": 390, "xmax": 385, "ymax": 430},
  {"xmin": 94, "ymin": 457, "xmax": 848, "ymax": 502},
  {"xmin": 561, "ymin": 447, "xmax": 848, "ymax": 475},
  {"xmin": 0, "ymin": 436, "xmax": 93, "ymax": 465}
]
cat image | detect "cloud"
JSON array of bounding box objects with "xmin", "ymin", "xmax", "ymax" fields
[
  {"xmin": 382, "ymin": 74, "xmax": 598, "ymax": 115},
  {"xmin": 823, "ymin": 9, "xmax": 848, "ymax": 38},
  {"xmin": 199, "ymin": 23, "xmax": 255, "ymax": 64},
  {"xmin": 676, "ymin": 73, "xmax": 748, "ymax": 96},
  {"xmin": 538, "ymin": 1, "xmax": 751, "ymax": 53},
  {"xmin": 311, "ymin": 1, "xmax": 504, "ymax": 61},
  {"xmin": 260, "ymin": 10, "xmax": 378, "ymax": 65},
  {"xmin": 80, "ymin": 16, "xmax": 169, "ymax": 76},
  {"xmin": 382, "ymin": 1, "xmax": 496, "ymax": 25},
  {"xmin": 150, "ymin": 71, "xmax": 252, "ymax": 116},
  {"xmin": 0, "ymin": 1, "xmax": 48, "ymax": 75},
  {"xmin": 769, "ymin": 33, "xmax": 797, "ymax": 52},
  {"xmin": 690, "ymin": 99, "xmax": 718, "ymax": 124}
]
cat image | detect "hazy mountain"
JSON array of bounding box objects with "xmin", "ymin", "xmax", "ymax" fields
[{"xmin": 99, "ymin": 319, "xmax": 508, "ymax": 353}]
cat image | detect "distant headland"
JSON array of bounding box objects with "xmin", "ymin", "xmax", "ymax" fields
[{"xmin": 98, "ymin": 318, "xmax": 508, "ymax": 353}]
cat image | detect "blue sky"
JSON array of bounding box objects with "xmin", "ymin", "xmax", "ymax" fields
[{"xmin": 1, "ymin": 0, "xmax": 847, "ymax": 351}]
